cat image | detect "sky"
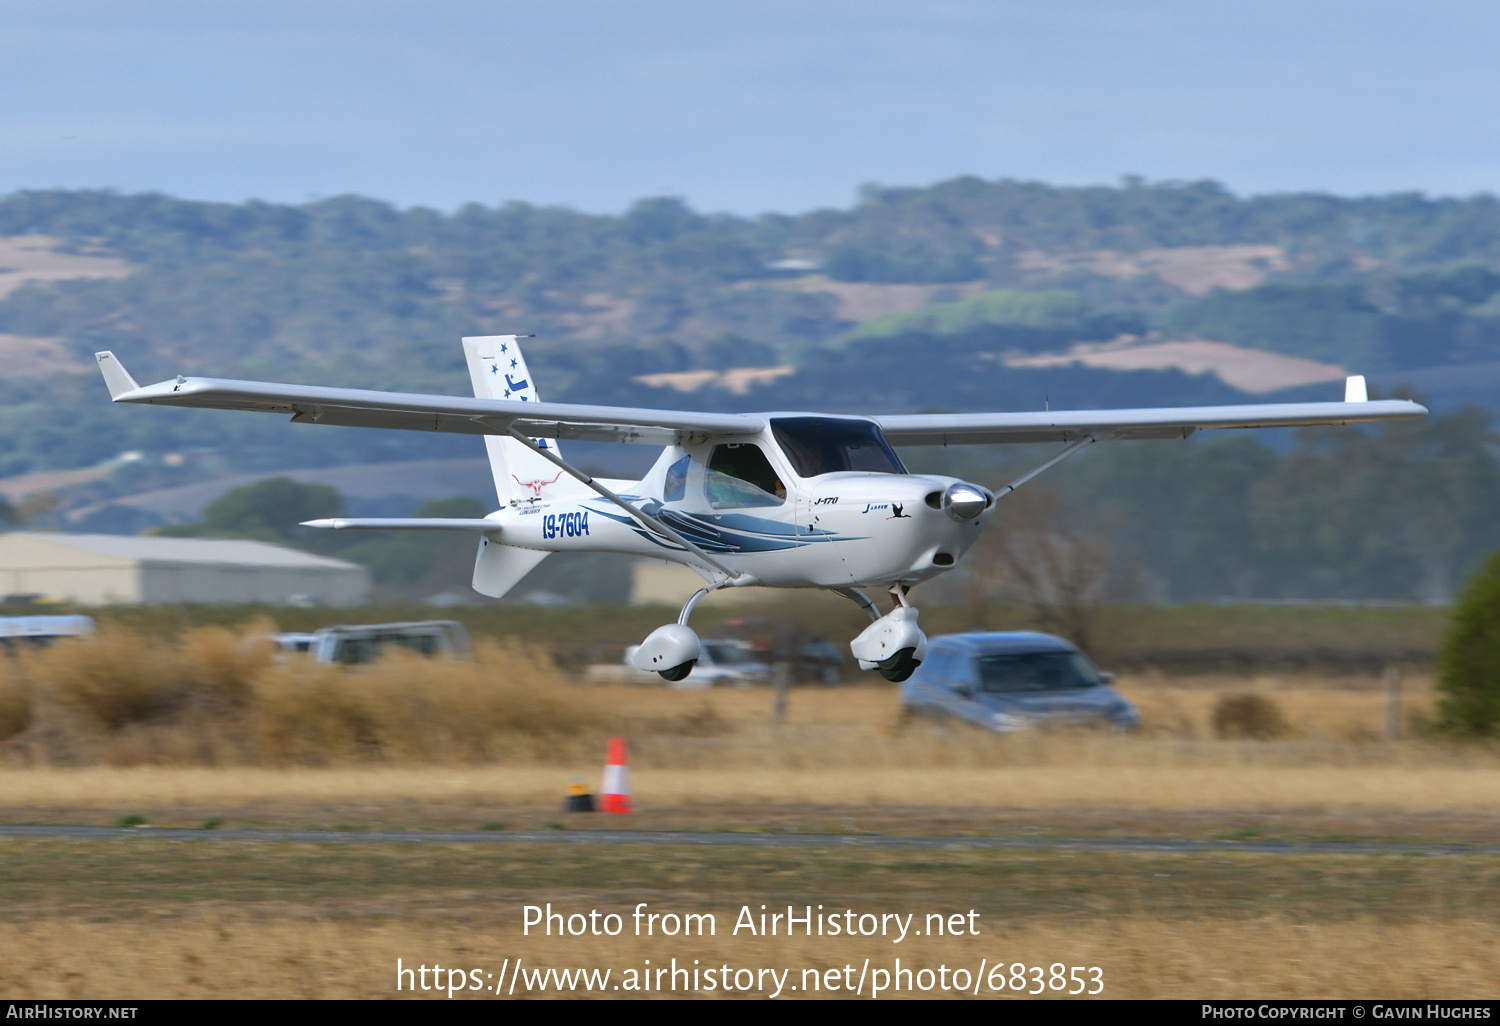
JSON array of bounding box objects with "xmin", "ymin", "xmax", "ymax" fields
[{"xmin": 3, "ymin": 0, "xmax": 1499, "ymax": 215}]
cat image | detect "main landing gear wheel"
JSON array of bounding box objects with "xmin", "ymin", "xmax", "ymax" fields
[
  {"xmin": 878, "ymin": 648, "xmax": 920, "ymax": 683},
  {"xmin": 658, "ymin": 660, "xmax": 697, "ymax": 682}
]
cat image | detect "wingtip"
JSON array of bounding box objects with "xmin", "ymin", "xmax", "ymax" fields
[{"xmin": 95, "ymin": 351, "xmax": 141, "ymax": 400}]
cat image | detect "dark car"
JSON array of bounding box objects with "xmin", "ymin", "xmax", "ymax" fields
[{"xmin": 900, "ymin": 632, "xmax": 1138, "ymax": 732}]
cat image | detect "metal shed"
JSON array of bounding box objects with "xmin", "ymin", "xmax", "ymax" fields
[{"xmin": 0, "ymin": 532, "xmax": 370, "ymax": 606}]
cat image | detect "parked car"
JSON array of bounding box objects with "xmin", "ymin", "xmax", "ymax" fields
[
  {"xmin": 269, "ymin": 631, "xmax": 315, "ymax": 654},
  {"xmin": 0, "ymin": 614, "xmax": 94, "ymax": 650},
  {"xmin": 618, "ymin": 637, "xmax": 771, "ymax": 688},
  {"xmin": 900, "ymin": 632, "xmax": 1138, "ymax": 732},
  {"xmin": 697, "ymin": 639, "xmax": 772, "ymax": 686},
  {"xmin": 272, "ymin": 621, "xmax": 472, "ymax": 665}
]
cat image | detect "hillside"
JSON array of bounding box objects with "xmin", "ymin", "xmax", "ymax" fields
[{"xmin": 2, "ymin": 178, "xmax": 1499, "ymax": 602}]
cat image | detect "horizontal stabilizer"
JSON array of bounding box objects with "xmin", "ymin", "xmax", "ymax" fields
[
  {"xmin": 473, "ymin": 538, "xmax": 549, "ymax": 598},
  {"xmin": 302, "ymin": 518, "xmax": 500, "ymax": 531}
]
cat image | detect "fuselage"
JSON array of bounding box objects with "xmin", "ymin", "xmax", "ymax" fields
[{"xmin": 490, "ymin": 416, "xmax": 996, "ymax": 589}]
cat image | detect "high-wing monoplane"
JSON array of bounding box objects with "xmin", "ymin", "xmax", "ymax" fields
[{"xmin": 96, "ymin": 337, "xmax": 1426, "ymax": 682}]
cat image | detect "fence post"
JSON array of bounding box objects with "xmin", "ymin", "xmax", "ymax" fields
[
  {"xmin": 1384, "ymin": 665, "xmax": 1402, "ymax": 740},
  {"xmin": 772, "ymin": 661, "xmax": 791, "ymax": 724}
]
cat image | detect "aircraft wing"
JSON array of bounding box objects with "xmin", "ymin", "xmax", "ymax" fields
[
  {"xmin": 96, "ymin": 353, "xmax": 763, "ymax": 446},
  {"xmin": 874, "ymin": 395, "xmax": 1427, "ymax": 445},
  {"xmin": 99, "ymin": 354, "xmax": 1426, "ymax": 448}
]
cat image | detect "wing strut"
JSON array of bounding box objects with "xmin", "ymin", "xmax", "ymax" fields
[
  {"xmin": 502, "ymin": 428, "xmax": 744, "ymax": 584},
  {"xmin": 993, "ymin": 435, "xmax": 1097, "ymax": 502}
]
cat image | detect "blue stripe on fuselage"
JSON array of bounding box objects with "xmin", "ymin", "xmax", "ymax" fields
[{"xmin": 586, "ymin": 504, "xmax": 858, "ymax": 554}]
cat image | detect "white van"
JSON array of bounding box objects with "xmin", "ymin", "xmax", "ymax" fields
[{"xmin": 275, "ymin": 621, "xmax": 472, "ymax": 665}]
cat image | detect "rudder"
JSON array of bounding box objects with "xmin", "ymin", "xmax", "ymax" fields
[
  {"xmin": 464, "ymin": 335, "xmax": 581, "ymax": 599},
  {"xmin": 463, "ymin": 335, "xmax": 584, "ymax": 506}
]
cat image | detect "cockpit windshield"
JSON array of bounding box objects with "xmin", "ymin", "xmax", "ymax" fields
[{"xmin": 770, "ymin": 417, "xmax": 906, "ymax": 479}]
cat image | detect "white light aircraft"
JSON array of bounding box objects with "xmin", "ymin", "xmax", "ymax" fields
[{"xmin": 96, "ymin": 338, "xmax": 1425, "ymax": 682}]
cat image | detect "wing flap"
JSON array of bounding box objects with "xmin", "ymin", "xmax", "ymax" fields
[{"xmin": 100, "ymin": 357, "xmax": 764, "ymax": 445}]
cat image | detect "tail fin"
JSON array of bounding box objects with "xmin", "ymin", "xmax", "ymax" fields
[{"xmin": 463, "ymin": 335, "xmax": 585, "ymax": 506}]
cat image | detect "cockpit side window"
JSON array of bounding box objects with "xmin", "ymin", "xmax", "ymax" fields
[
  {"xmin": 663, "ymin": 456, "xmax": 690, "ymax": 502},
  {"xmin": 705, "ymin": 444, "xmax": 786, "ymax": 508},
  {"xmin": 771, "ymin": 417, "xmax": 906, "ymax": 478}
]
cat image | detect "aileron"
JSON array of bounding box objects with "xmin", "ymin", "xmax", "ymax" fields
[{"xmin": 874, "ymin": 398, "xmax": 1426, "ymax": 446}]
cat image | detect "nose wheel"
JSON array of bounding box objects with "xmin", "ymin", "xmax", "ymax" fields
[
  {"xmin": 657, "ymin": 659, "xmax": 697, "ymax": 682},
  {"xmin": 877, "ymin": 647, "xmax": 921, "ymax": 683}
]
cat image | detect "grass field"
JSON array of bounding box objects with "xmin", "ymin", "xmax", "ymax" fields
[
  {"xmin": 1, "ymin": 671, "xmax": 1493, "ymax": 824},
  {"xmin": 1, "ymin": 620, "xmax": 1497, "ymax": 999}
]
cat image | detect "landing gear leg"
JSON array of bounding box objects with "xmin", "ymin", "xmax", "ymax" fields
[{"xmin": 834, "ymin": 586, "xmax": 880, "ymax": 624}]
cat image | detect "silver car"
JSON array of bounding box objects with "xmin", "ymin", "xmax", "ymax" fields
[{"xmin": 900, "ymin": 632, "xmax": 1138, "ymax": 732}]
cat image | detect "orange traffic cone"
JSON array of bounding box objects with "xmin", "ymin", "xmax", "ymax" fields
[{"xmin": 600, "ymin": 737, "xmax": 631, "ymax": 813}]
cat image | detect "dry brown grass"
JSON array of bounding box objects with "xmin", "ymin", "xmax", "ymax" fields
[
  {"xmin": 1118, "ymin": 671, "xmax": 1439, "ymax": 743},
  {"xmin": 250, "ymin": 645, "xmax": 605, "ymax": 766},
  {"xmin": 0, "ymin": 669, "xmax": 29, "ymax": 740},
  {"xmin": 0, "ymin": 651, "xmax": 1493, "ymax": 816},
  {"xmin": 1211, "ymin": 694, "xmax": 1290, "ymax": 740},
  {"xmin": 0, "ymin": 625, "xmax": 610, "ymax": 766},
  {"xmin": 1, "ymin": 748, "xmax": 1497, "ymax": 816},
  {"xmin": 0, "ymin": 916, "xmax": 1492, "ymax": 999}
]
